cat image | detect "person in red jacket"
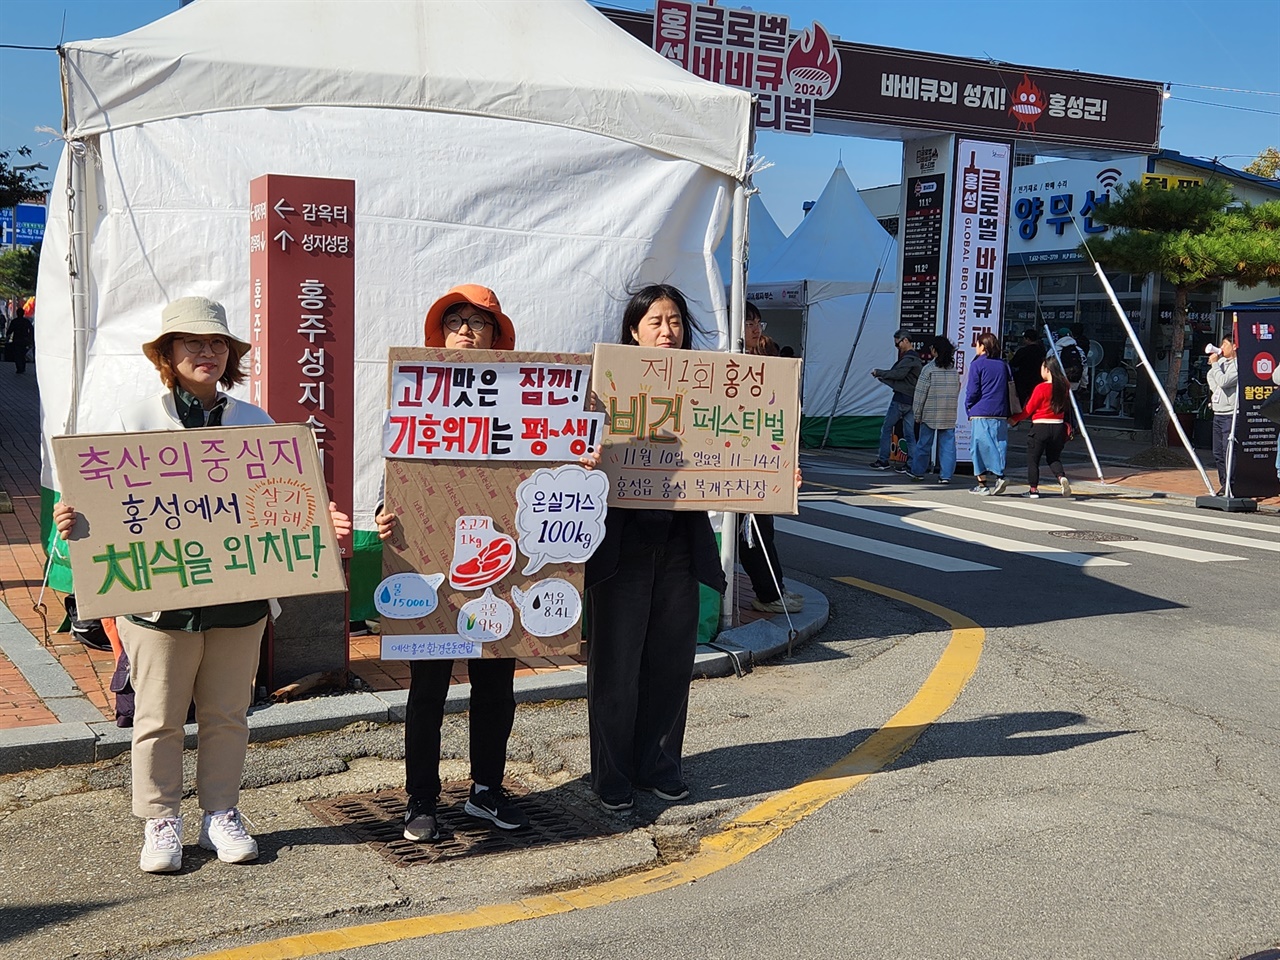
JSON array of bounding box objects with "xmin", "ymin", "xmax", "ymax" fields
[{"xmin": 1008, "ymin": 355, "xmax": 1072, "ymax": 499}]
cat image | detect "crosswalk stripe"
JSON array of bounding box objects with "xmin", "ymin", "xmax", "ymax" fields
[
  {"xmin": 997, "ymin": 500, "xmax": 1280, "ymax": 554},
  {"xmin": 802, "ymin": 500, "xmax": 1127, "ymax": 568},
  {"xmin": 1089, "ymin": 499, "xmax": 1280, "ymax": 533},
  {"xmin": 870, "ymin": 497, "xmax": 1240, "ymax": 563},
  {"xmin": 773, "ymin": 517, "xmax": 997, "ymax": 573}
]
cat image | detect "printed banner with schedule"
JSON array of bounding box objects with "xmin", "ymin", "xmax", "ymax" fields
[
  {"xmin": 53, "ymin": 423, "xmax": 346, "ymax": 619},
  {"xmin": 591, "ymin": 343, "xmax": 801, "ymax": 514},
  {"xmin": 379, "ymin": 348, "xmax": 600, "ymax": 661}
]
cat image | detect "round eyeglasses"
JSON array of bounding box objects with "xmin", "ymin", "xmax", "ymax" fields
[
  {"xmin": 180, "ymin": 337, "xmax": 229, "ymax": 355},
  {"xmin": 443, "ymin": 311, "xmax": 494, "ymax": 333}
]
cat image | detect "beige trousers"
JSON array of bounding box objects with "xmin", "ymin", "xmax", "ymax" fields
[{"xmin": 117, "ymin": 616, "xmax": 266, "ymax": 818}]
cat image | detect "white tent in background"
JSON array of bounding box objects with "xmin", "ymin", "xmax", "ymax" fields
[
  {"xmin": 34, "ymin": 0, "xmax": 752, "ymax": 612},
  {"xmin": 714, "ymin": 192, "xmax": 787, "ymax": 290},
  {"xmin": 746, "ymin": 164, "xmax": 899, "ymax": 447}
]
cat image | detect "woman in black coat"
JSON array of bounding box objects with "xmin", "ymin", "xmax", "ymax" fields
[{"xmin": 585, "ymin": 285, "xmax": 726, "ymax": 812}]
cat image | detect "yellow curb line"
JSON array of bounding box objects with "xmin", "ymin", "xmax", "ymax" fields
[{"xmin": 191, "ymin": 577, "xmax": 984, "ymax": 960}]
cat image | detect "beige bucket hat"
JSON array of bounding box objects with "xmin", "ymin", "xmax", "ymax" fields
[{"xmin": 141, "ymin": 296, "xmax": 252, "ymax": 367}]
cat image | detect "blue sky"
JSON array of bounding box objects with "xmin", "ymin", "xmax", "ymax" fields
[{"xmin": 2, "ymin": 0, "xmax": 1277, "ymax": 232}]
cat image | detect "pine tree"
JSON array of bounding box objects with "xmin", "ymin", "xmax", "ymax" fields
[
  {"xmin": 1081, "ymin": 179, "xmax": 1280, "ymax": 449},
  {"xmin": 0, "ymin": 147, "xmax": 48, "ymax": 211}
]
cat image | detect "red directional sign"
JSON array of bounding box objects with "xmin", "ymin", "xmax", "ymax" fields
[{"xmin": 248, "ymin": 174, "xmax": 355, "ymax": 553}]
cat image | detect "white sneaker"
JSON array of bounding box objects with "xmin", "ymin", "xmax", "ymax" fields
[
  {"xmin": 1059, "ymin": 476, "xmax": 1072, "ymax": 497},
  {"xmin": 991, "ymin": 477, "xmax": 1009, "ymax": 496},
  {"xmin": 200, "ymin": 808, "xmax": 259, "ymax": 863},
  {"xmin": 751, "ymin": 595, "xmax": 803, "ymax": 614},
  {"xmin": 140, "ymin": 816, "xmax": 184, "ymax": 873}
]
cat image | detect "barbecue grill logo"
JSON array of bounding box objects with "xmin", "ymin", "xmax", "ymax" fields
[
  {"xmin": 1009, "ymin": 73, "xmax": 1046, "ymax": 132},
  {"xmin": 784, "ymin": 23, "xmax": 841, "ymax": 100}
]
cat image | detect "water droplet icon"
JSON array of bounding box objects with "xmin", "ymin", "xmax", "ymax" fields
[
  {"xmin": 531, "ymin": 595, "xmax": 542, "ymax": 610},
  {"xmin": 380, "ymin": 586, "xmax": 391, "ymax": 604}
]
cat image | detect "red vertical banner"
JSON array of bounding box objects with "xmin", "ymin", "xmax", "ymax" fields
[{"xmin": 248, "ymin": 175, "xmax": 355, "ymax": 555}]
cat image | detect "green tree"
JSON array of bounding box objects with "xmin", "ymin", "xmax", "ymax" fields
[
  {"xmin": 1, "ymin": 146, "xmax": 48, "ymax": 210},
  {"xmin": 1244, "ymin": 146, "xmax": 1280, "ymax": 180},
  {"xmin": 0, "ymin": 243, "xmax": 41, "ymax": 301},
  {"xmin": 1082, "ymin": 179, "xmax": 1280, "ymax": 449}
]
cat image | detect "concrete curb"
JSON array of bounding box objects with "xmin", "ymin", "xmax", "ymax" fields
[{"xmin": 0, "ymin": 582, "xmax": 830, "ymax": 775}]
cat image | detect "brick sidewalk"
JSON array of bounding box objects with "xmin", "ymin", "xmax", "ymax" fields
[{"xmin": 0, "ymin": 362, "xmax": 777, "ymax": 730}]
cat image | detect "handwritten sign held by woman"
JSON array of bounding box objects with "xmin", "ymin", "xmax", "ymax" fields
[
  {"xmin": 591, "ymin": 343, "xmax": 801, "ymax": 514},
  {"xmin": 53, "ymin": 423, "xmax": 345, "ymax": 618}
]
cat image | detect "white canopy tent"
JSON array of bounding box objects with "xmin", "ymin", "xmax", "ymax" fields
[
  {"xmin": 35, "ymin": 0, "xmax": 752, "ymax": 614},
  {"xmin": 714, "ymin": 192, "xmax": 787, "ymax": 291},
  {"xmin": 745, "ymin": 164, "xmax": 900, "ymax": 447}
]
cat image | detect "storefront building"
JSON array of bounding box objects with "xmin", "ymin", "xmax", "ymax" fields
[{"xmin": 863, "ymin": 150, "xmax": 1280, "ymax": 430}]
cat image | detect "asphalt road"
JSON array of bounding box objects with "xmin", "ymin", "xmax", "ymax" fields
[{"xmin": 1, "ymin": 452, "xmax": 1277, "ymax": 960}]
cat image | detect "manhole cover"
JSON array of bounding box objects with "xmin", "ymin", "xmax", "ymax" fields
[
  {"xmin": 1048, "ymin": 530, "xmax": 1139, "ymax": 542},
  {"xmin": 305, "ymin": 781, "xmax": 620, "ymax": 867}
]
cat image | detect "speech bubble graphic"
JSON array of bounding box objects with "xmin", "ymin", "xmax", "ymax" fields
[
  {"xmin": 509, "ymin": 578, "xmax": 582, "ymax": 638},
  {"xmin": 374, "ymin": 572, "xmax": 446, "ymax": 619},
  {"xmin": 456, "ymin": 588, "xmax": 514, "ymax": 642},
  {"xmin": 450, "ymin": 515, "xmax": 517, "ymax": 590},
  {"xmin": 514, "ymin": 465, "xmax": 609, "ymax": 576}
]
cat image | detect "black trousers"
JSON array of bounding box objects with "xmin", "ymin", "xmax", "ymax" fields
[
  {"xmin": 586, "ymin": 531, "xmax": 699, "ymax": 800},
  {"xmin": 1025, "ymin": 422, "xmax": 1067, "ymax": 489},
  {"xmin": 404, "ymin": 656, "xmax": 516, "ymax": 805},
  {"xmin": 739, "ymin": 514, "xmax": 784, "ymax": 602},
  {"xmin": 1212, "ymin": 413, "xmax": 1238, "ymax": 489}
]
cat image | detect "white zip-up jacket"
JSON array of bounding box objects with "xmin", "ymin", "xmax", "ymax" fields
[{"xmin": 114, "ymin": 390, "xmax": 274, "ymax": 432}]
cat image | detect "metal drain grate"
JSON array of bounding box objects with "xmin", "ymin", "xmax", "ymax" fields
[
  {"xmin": 305, "ymin": 781, "xmax": 620, "ymax": 867},
  {"xmin": 1048, "ymin": 530, "xmax": 1139, "ymax": 542}
]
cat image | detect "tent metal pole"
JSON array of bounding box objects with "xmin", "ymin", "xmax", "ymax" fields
[
  {"xmin": 67, "ymin": 143, "xmax": 90, "ymax": 436},
  {"xmin": 1092, "ymin": 262, "xmax": 1214, "ymax": 494},
  {"xmin": 820, "ymin": 265, "xmax": 883, "ymax": 449},
  {"xmin": 1043, "ymin": 325, "xmax": 1105, "ymax": 483},
  {"xmin": 720, "ymin": 177, "xmax": 749, "ymax": 629}
]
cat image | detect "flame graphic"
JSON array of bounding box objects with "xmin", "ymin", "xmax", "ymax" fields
[
  {"xmin": 1009, "ymin": 73, "xmax": 1045, "ymax": 132},
  {"xmin": 785, "ymin": 22, "xmax": 841, "ymax": 99}
]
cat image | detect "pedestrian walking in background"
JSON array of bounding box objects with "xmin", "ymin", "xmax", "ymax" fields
[
  {"xmin": 964, "ymin": 332, "xmax": 1011, "ymax": 496},
  {"xmin": 740, "ymin": 301, "xmax": 802, "ymax": 614},
  {"xmin": 909, "ymin": 335, "xmax": 961, "ymax": 483},
  {"xmin": 1010, "ymin": 329, "xmax": 1047, "ymax": 407},
  {"xmin": 1009, "ymin": 355, "xmax": 1072, "ymax": 499},
  {"xmin": 869, "ymin": 329, "xmax": 922, "ymax": 472},
  {"xmin": 54, "ymin": 296, "xmax": 351, "ymax": 873},
  {"xmin": 4, "ymin": 309, "xmax": 33, "ymax": 374},
  {"xmin": 1206, "ymin": 334, "xmax": 1239, "ymax": 496}
]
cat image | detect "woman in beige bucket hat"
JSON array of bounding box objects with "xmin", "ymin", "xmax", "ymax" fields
[{"xmin": 55, "ymin": 296, "xmax": 351, "ymax": 873}]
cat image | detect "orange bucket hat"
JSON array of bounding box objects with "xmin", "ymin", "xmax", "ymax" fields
[{"xmin": 423, "ymin": 284, "xmax": 516, "ymax": 351}]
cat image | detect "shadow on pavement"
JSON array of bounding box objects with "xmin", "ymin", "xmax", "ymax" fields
[
  {"xmin": 0, "ymin": 901, "xmax": 120, "ymax": 945},
  {"xmin": 684, "ymin": 710, "xmax": 1133, "ymax": 802}
]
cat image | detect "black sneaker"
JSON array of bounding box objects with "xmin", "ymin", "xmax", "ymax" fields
[
  {"xmin": 641, "ymin": 782, "xmax": 690, "ymax": 802},
  {"xmin": 403, "ymin": 797, "xmax": 439, "ymax": 842},
  {"xmin": 464, "ymin": 785, "xmax": 530, "ymax": 830},
  {"xmin": 869, "ymin": 459, "xmax": 892, "ymax": 470},
  {"xmin": 598, "ymin": 794, "xmax": 634, "ymax": 812}
]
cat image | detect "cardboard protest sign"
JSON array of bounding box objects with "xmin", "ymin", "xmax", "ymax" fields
[
  {"xmin": 591, "ymin": 343, "xmax": 802, "ymax": 514},
  {"xmin": 379, "ymin": 348, "xmax": 604, "ymax": 661},
  {"xmin": 53, "ymin": 423, "xmax": 346, "ymax": 619}
]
